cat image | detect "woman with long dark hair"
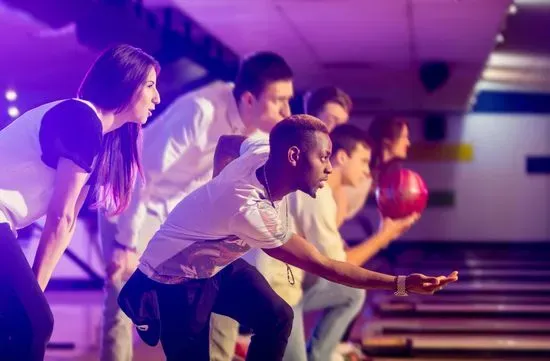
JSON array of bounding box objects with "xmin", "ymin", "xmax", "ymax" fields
[
  {"xmin": 337, "ymin": 117, "xmax": 411, "ymax": 225},
  {"xmin": 367, "ymin": 116, "xmax": 411, "ymax": 181},
  {"xmin": 0, "ymin": 44, "xmax": 160, "ymax": 360}
]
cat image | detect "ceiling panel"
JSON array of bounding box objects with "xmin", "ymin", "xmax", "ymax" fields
[
  {"xmin": 171, "ymin": 1, "xmax": 305, "ymax": 55},
  {"xmin": 275, "ymin": 0, "xmax": 411, "ymax": 64},
  {"xmin": 1, "ymin": 0, "xmax": 522, "ymax": 115},
  {"xmin": 413, "ymin": 0, "xmax": 512, "ymax": 62},
  {"xmin": 161, "ymin": 0, "xmax": 514, "ymax": 112}
]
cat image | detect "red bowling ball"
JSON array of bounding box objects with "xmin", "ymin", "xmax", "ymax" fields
[{"xmin": 375, "ymin": 168, "xmax": 429, "ymax": 219}]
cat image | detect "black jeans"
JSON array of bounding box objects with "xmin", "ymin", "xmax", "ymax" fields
[
  {"xmin": 0, "ymin": 223, "xmax": 54, "ymax": 360},
  {"xmin": 134, "ymin": 259, "xmax": 293, "ymax": 361}
]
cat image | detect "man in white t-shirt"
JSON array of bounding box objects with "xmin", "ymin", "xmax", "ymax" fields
[
  {"xmin": 118, "ymin": 115, "xmax": 458, "ymax": 361},
  {"xmin": 209, "ymin": 86, "xmax": 372, "ymax": 359},
  {"xmin": 99, "ymin": 51, "xmax": 294, "ymax": 361}
]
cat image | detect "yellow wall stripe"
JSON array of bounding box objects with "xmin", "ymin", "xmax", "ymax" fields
[{"xmin": 408, "ymin": 143, "xmax": 473, "ymax": 162}]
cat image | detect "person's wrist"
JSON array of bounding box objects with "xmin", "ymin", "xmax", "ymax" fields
[{"xmin": 394, "ymin": 275, "xmax": 409, "ymax": 296}]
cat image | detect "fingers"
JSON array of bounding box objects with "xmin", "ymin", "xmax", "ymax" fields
[
  {"xmin": 436, "ymin": 272, "xmax": 459, "ymax": 287},
  {"xmin": 403, "ymin": 212, "xmax": 420, "ymax": 225},
  {"xmin": 111, "ymin": 268, "xmax": 124, "ymax": 282},
  {"xmin": 409, "ymin": 271, "xmax": 459, "ymax": 295},
  {"xmin": 107, "ymin": 263, "xmax": 121, "ymax": 280},
  {"xmin": 422, "ymin": 276, "xmax": 440, "ymax": 284},
  {"xmin": 409, "ymin": 212, "xmax": 421, "ymax": 222},
  {"xmin": 107, "ymin": 258, "xmax": 125, "ymax": 282},
  {"xmin": 423, "ymin": 277, "xmax": 457, "ymax": 292},
  {"xmin": 448, "ymin": 271, "xmax": 459, "ymax": 279},
  {"xmin": 399, "ymin": 213, "xmax": 420, "ymax": 231}
]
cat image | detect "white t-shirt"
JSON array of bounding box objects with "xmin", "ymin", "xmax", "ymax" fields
[
  {"xmin": 138, "ymin": 151, "xmax": 292, "ymax": 284},
  {"xmin": 0, "ymin": 99, "xmax": 102, "ymax": 234},
  {"xmin": 341, "ymin": 179, "xmax": 372, "ymax": 221},
  {"xmin": 240, "ymin": 133, "xmax": 348, "ymax": 305}
]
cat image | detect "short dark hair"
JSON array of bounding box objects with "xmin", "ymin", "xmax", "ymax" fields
[
  {"xmin": 78, "ymin": 44, "xmax": 160, "ymax": 113},
  {"xmin": 269, "ymin": 114, "xmax": 329, "ymax": 158},
  {"xmin": 330, "ymin": 124, "xmax": 372, "ymax": 158},
  {"xmin": 304, "ymin": 86, "xmax": 353, "ymax": 117},
  {"xmin": 233, "ymin": 51, "xmax": 293, "ymax": 100}
]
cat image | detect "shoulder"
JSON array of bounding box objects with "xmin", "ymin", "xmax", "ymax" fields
[
  {"xmin": 291, "ymin": 186, "xmax": 336, "ymax": 215},
  {"xmin": 50, "ymin": 99, "xmax": 99, "ymax": 118},
  {"xmin": 39, "ymin": 99, "xmax": 103, "ymax": 172},
  {"xmin": 42, "ymin": 99, "xmax": 102, "ymax": 133}
]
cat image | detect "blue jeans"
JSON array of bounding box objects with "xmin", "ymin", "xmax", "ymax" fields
[{"xmin": 283, "ymin": 278, "xmax": 366, "ymax": 361}]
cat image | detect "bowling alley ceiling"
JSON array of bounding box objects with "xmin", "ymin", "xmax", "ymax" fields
[
  {"xmin": 145, "ymin": 0, "xmax": 515, "ymax": 114},
  {"xmin": 1, "ymin": 0, "xmax": 550, "ymax": 115}
]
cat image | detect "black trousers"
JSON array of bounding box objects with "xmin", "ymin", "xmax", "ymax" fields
[
  {"xmin": 0, "ymin": 223, "xmax": 54, "ymax": 361},
  {"xmin": 129, "ymin": 259, "xmax": 294, "ymax": 361}
]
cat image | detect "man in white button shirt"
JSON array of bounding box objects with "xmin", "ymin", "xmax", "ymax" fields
[{"xmin": 99, "ymin": 51, "xmax": 294, "ymax": 361}]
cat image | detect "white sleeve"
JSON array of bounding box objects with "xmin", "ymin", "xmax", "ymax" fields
[
  {"xmin": 240, "ymin": 131, "xmax": 270, "ymax": 156},
  {"xmin": 291, "ymin": 192, "xmax": 347, "ymax": 262},
  {"xmin": 229, "ymin": 201, "xmax": 291, "ymax": 249},
  {"xmin": 115, "ymin": 97, "xmax": 209, "ymax": 248}
]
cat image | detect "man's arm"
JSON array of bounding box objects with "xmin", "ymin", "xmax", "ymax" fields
[
  {"xmin": 213, "ymin": 135, "xmax": 247, "ymax": 177},
  {"xmin": 263, "ymin": 233, "xmax": 458, "ymax": 294},
  {"xmin": 345, "ymin": 232, "xmax": 392, "ymax": 267},
  {"xmin": 290, "ymin": 189, "xmax": 393, "ymax": 267},
  {"xmin": 345, "ymin": 214, "xmax": 419, "ymax": 266}
]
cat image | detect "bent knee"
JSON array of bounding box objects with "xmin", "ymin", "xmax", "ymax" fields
[
  {"xmin": 278, "ymin": 300, "xmax": 294, "ymax": 325},
  {"xmin": 261, "ymin": 298, "xmax": 294, "ymax": 335},
  {"xmin": 36, "ymin": 304, "xmax": 55, "ymax": 343}
]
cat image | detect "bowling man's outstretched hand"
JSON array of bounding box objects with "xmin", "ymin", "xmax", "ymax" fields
[{"xmin": 406, "ymin": 271, "xmax": 459, "ymax": 295}]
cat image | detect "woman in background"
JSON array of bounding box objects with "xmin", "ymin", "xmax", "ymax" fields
[{"xmin": 336, "ymin": 117, "xmax": 411, "ymax": 226}]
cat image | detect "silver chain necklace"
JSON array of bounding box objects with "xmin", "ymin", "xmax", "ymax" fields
[{"xmin": 263, "ymin": 165, "xmax": 295, "ymax": 286}]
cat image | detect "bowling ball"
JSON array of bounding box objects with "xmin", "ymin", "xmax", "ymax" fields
[{"xmin": 375, "ymin": 168, "xmax": 428, "ymax": 218}]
